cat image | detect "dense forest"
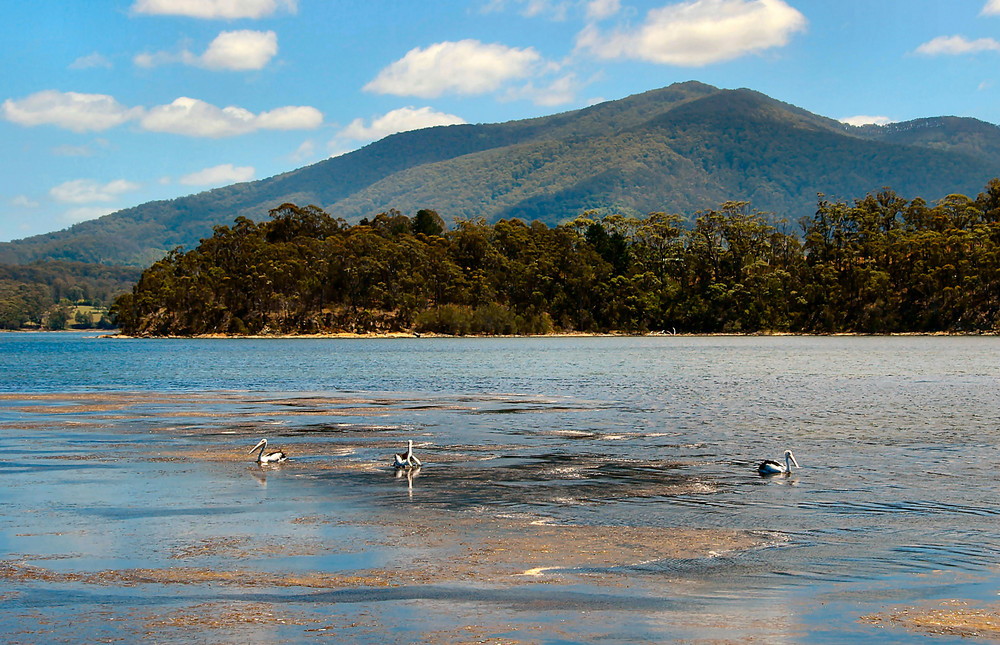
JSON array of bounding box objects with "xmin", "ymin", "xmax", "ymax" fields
[
  {"xmin": 112, "ymin": 179, "xmax": 1000, "ymax": 337},
  {"xmin": 0, "ymin": 262, "xmax": 141, "ymax": 330}
]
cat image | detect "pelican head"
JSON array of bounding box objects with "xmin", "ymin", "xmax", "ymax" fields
[
  {"xmin": 249, "ymin": 438, "xmax": 268, "ymax": 454},
  {"xmin": 784, "ymin": 450, "xmax": 799, "ymax": 469}
]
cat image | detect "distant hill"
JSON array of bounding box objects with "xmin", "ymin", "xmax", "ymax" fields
[{"xmin": 3, "ymin": 80, "xmax": 999, "ymax": 266}]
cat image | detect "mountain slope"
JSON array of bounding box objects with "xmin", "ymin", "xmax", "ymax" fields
[{"xmin": 2, "ymin": 81, "xmax": 998, "ymax": 266}]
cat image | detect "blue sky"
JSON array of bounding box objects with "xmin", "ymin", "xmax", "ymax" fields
[{"xmin": 2, "ymin": 0, "xmax": 1000, "ymax": 243}]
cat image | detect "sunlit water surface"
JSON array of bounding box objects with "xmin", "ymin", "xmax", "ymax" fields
[{"xmin": 1, "ymin": 332, "xmax": 999, "ymax": 643}]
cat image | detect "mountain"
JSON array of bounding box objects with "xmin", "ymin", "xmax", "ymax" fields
[{"xmin": 3, "ymin": 81, "xmax": 999, "ymax": 266}]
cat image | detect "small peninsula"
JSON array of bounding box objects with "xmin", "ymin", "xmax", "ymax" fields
[{"xmin": 112, "ymin": 181, "xmax": 1000, "ymax": 337}]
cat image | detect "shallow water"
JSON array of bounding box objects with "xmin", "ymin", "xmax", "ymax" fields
[{"xmin": 2, "ymin": 332, "xmax": 1000, "ymax": 642}]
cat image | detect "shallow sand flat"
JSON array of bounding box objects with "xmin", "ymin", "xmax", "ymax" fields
[{"xmin": 862, "ymin": 600, "xmax": 1000, "ymax": 640}]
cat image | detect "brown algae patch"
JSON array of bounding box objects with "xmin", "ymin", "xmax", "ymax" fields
[
  {"xmin": 142, "ymin": 601, "xmax": 310, "ymax": 630},
  {"xmin": 862, "ymin": 600, "xmax": 1000, "ymax": 640},
  {"xmin": 0, "ymin": 560, "xmax": 394, "ymax": 589}
]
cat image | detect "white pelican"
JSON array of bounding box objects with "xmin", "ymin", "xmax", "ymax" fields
[
  {"xmin": 758, "ymin": 449, "xmax": 798, "ymax": 475},
  {"xmin": 250, "ymin": 438, "xmax": 287, "ymax": 464},
  {"xmin": 393, "ymin": 440, "xmax": 421, "ymax": 469}
]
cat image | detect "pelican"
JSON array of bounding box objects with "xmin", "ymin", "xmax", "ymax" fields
[
  {"xmin": 250, "ymin": 438, "xmax": 287, "ymax": 464},
  {"xmin": 393, "ymin": 440, "xmax": 421, "ymax": 469},
  {"xmin": 758, "ymin": 449, "xmax": 798, "ymax": 475}
]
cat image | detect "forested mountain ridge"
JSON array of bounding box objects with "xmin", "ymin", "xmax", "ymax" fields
[{"xmin": 4, "ymin": 81, "xmax": 999, "ymax": 266}]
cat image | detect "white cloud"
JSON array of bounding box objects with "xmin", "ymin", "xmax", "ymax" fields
[
  {"xmin": 914, "ymin": 35, "xmax": 1000, "ymax": 56},
  {"xmin": 11, "ymin": 195, "xmax": 40, "ymax": 209},
  {"xmin": 982, "ymin": 0, "xmax": 1000, "ymax": 16},
  {"xmin": 586, "ymin": 0, "xmax": 621, "ymax": 20},
  {"xmin": 505, "ymin": 74, "xmax": 579, "ymax": 106},
  {"xmin": 481, "ymin": 0, "xmax": 571, "ymax": 19},
  {"xmin": 135, "ymin": 30, "xmax": 277, "ymax": 71},
  {"xmin": 1, "ymin": 90, "xmax": 140, "ymax": 133},
  {"xmin": 840, "ymin": 115, "xmax": 894, "ymax": 127},
  {"xmin": 3, "ymin": 91, "xmax": 321, "ymax": 138},
  {"xmin": 576, "ymin": 0, "xmax": 807, "ymax": 66},
  {"xmin": 140, "ymin": 97, "xmax": 321, "ymax": 137},
  {"xmin": 289, "ymin": 139, "xmax": 316, "ymax": 163},
  {"xmin": 364, "ymin": 40, "xmax": 543, "ymax": 98},
  {"xmin": 201, "ymin": 30, "xmax": 277, "ymax": 70},
  {"xmin": 338, "ymin": 106, "xmax": 467, "ymax": 142},
  {"xmin": 50, "ymin": 179, "xmax": 141, "ymax": 204},
  {"xmin": 131, "ymin": 0, "xmax": 296, "ymax": 19},
  {"xmin": 69, "ymin": 53, "xmax": 112, "ymax": 70},
  {"xmin": 179, "ymin": 163, "xmax": 255, "ymax": 186}
]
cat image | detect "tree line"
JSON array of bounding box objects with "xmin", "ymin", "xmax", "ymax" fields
[
  {"xmin": 0, "ymin": 261, "xmax": 141, "ymax": 330},
  {"xmin": 111, "ymin": 179, "xmax": 1000, "ymax": 336}
]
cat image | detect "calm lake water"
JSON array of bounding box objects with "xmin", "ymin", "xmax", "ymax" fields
[{"xmin": 1, "ymin": 332, "xmax": 999, "ymax": 643}]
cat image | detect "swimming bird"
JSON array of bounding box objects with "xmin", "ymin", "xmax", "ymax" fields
[
  {"xmin": 757, "ymin": 449, "xmax": 798, "ymax": 475},
  {"xmin": 393, "ymin": 440, "xmax": 421, "ymax": 469},
  {"xmin": 250, "ymin": 438, "xmax": 287, "ymax": 464}
]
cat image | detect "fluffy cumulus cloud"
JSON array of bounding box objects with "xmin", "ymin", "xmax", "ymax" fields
[
  {"xmin": 338, "ymin": 106, "xmax": 466, "ymax": 142},
  {"xmin": 2, "ymin": 91, "xmax": 322, "ymax": 137},
  {"xmin": 364, "ymin": 40, "xmax": 543, "ymax": 98},
  {"xmin": 179, "ymin": 163, "xmax": 255, "ymax": 186},
  {"xmin": 915, "ymin": 35, "xmax": 1000, "ymax": 56},
  {"xmin": 840, "ymin": 115, "xmax": 894, "ymax": 127},
  {"xmin": 201, "ymin": 30, "xmax": 277, "ymax": 70},
  {"xmin": 131, "ymin": 0, "xmax": 296, "ymax": 19},
  {"xmin": 576, "ymin": 0, "xmax": 807, "ymax": 66},
  {"xmin": 140, "ymin": 97, "xmax": 321, "ymax": 137},
  {"xmin": 1, "ymin": 90, "xmax": 140, "ymax": 133},
  {"xmin": 135, "ymin": 30, "xmax": 278, "ymax": 71},
  {"xmin": 50, "ymin": 179, "xmax": 141, "ymax": 204},
  {"xmin": 983, "ymin": 0, "xmax": 1000, "ymax": 16}
]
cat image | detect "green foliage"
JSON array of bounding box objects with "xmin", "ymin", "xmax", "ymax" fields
[
  {"xmin": 115, "ymin": 181, "xmax": 1000, "ymax": 337},
  {"xmin": 0, "ymin": 261, "xmax": 140, "ymax": 330}
]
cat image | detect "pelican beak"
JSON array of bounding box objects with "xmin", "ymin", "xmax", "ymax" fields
[
  {"xmin": 790, "ymin": 454, "xmax": 800, "ymax": 468},
  {"xmin": 249, "ymin": 439, "xmax": 266, "ymax": 454}
]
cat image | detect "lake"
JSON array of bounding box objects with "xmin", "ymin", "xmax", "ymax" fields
[{"xmin": 1, "ymin": 332, "xmax": 999, "ymax": 643}]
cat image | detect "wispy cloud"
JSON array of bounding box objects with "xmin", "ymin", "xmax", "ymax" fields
[
  {"xmin": 576, "ymin": 0, "xmax": 807, "ymax": 66},
  {"xmin": 481, "ymin": 0, "xmax": 571, "ymax": 20},
  {"xmin": 914, "ymin": 35, "xmax": 1000, "ymax": 56},
  {"xmin": 131, "ymin": 0, "xmax": 296, "ymax": 19},
  {"xmin": 585, "ymin": 0, "xmax": 621, "ymax": 21},
  {"xmin": 135, "ymin": 30, "xmax": 278, "ymax": 71},
  {"xmin": 11, "ymin": 195, "xmax": 40, "ymax": 209},
  {"xmin": 505, "ymin": 74, "xmax": 579, "ymax": 106},
  {"xmin": 365, "ymin": 40, "xmax": 543, "ymax": 98},
  {"xmin": 69, "ymin": 53, "xmax": 112, "ymax": 70},
  {"xmin": 982, "ymin": 0, "xmax": 1000, "ymax": 16},
  {"xmin": 179, "ymin": 164, "xmax": 255, "ymax": 186},
  {"xmin": 50, "ymin": 178, "xmax": 141, "ymax": 204},
  {"xmin": 62, "ymin": 206, "xmax": 116, "ymax": 224}
]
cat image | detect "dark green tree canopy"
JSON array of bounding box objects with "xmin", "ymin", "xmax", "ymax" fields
[{"xmin": 112, "ymin": 181, "xmax": 1000, "ymax": 337}]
